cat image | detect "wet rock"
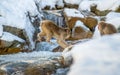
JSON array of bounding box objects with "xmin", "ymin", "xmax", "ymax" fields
[
  {"xmin": 54, "ymin": 68, "xmax": 69, "ymax": 75},
  {"xmin": 0, "ymin": 52, "xmax": 65, "ymax": 75},
  {"xmin": 53, "ymin": 46, "xmax": 64, "ymax": 52},
  {"xmin": 5, "ymin": 62, "xmax": 29, "ymax": 75},
  {"xmin": 35, "ymin": 40, "xmax": 58, "ymax": 51},
  {"xmin": 42, "ymin": 10, "xmax": 67, "ymax": 27},
  {"xmin": 25, "ymin": 62, "xmax": 56, "ymax": 75}
]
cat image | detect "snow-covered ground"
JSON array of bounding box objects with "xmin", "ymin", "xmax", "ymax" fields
[
  {"xmin": 38, "ymin": 0, "xmax": 64, "ymax": 9},
  {"xmin": 79, "ymin": 0, "xmax": 120, "ymax": 11},
  {"xmin": 106, "ymin": 12, "xmax": 120, "ymax": 29},
  {"xmin": 67, "ymin": 33, "xmax": 120, "ymax": 75},
  {"xmin": 64, "ymin": 8, "xmax": 84, "ymax": 18}
]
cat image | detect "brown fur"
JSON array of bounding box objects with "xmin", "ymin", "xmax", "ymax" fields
[
  {"xmin": 66, "ymin": 17, "xmax": 98, "ymax": 32},
  {"xmin": 98, "ymin": 21, "xmax": 117, "ymax": 35},
  {"xmin": 66, "ymin": 26, "xmax": 93, "ymax": 41},
  {"xmin": 37, "ymin": 20, "xmax": 71, "ymax": 48},
  {"xmin": 72, "ymin": 26, "xmax": 93, "ymax": 39}
]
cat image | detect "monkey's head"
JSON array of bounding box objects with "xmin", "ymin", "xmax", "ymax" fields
[{"xmin": 98, "ymin": 21, "xmax": 106, "ymax": 31}]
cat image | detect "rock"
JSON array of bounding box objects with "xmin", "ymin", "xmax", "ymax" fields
[
  {"xmin": 3, "ymin": 25, "xmax": 26, "ymax": 40},
  {"xmin": 64, "ymin": 16, "xmax": 97, "ymax": 32},
  {"xmin": 63, "ymin": 8, "xmax": 98, "ymax": 32},
  {"xmin": 25, "ymin": 62, "xmax": 56, "ymax": 75},
  {"xmin": 0, "ymin": 70, "xmax": 7, "ymax": 75},
  {"xmin": 63, "ymin": 0, "xmax": 79, "ymax": 9},
  {"xmin": 0, "ymin": 39, "xmax": 25, "ymax": 54},
  {"xmin": 52, "ymin": 46, "xmax": 64, "ymax": 52},
  {"xmin": 0, "ymin": 48, "xmax": 21, "ymax": 55},
  {"xmin": 115, "ymin": 6, "xmax": 120, "ymax": 12},
  {"xmin": 0, "ymin": 52, "xmax": 65, "ymax": 75},
  {"xmin": 42, "ymin": 10, "xmax": 67, "ymax": 27},
  {"xmin": 0, "ymin": 34, "xmax": 26, "ymax": 54},
  {"xmin": 62, "ymin": 45, "xmax": 73, "ymax": 67},
  {"xmin": 90, "ymin": 4, "xmax": 111, "ymax": 16},
  {"xmin": 64, "ymin": 3, "xmax": 78, "ymax": 9}
]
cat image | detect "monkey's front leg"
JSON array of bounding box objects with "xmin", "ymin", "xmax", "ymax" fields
[
  {"xmin": 37, "ymin": 32, "xmax": 45, "ymax": 42},
  {"xmin": 46, "ymin": 34, "xmax": 53, "ymax": 44}
]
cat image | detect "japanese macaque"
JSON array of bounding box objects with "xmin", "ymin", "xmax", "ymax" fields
[
  {"xmin": 66, "ymin": 17, "xmax": 98, "ymax": 32},
  {"xmin": 37, "ymin": 20, "xmax": 71, "ymax": 48},
  {"xmin": 67, "ymin": 26, "xmax": 93, "ymax": 41},
  {"xmin": 98, "ymin": 21, "xmax": 117, "ymax": 35}
]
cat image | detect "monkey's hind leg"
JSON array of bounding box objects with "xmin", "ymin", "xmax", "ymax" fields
[{"xmin": 57, "ymin": 39, "xmax": 69, "ymax": 48}]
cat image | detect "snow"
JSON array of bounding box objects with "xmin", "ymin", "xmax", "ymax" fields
[
  {"xmin": 0, "ymin": 32, "xmax": 25, "ymax": 42},
  {"xmin": 68, "ymin": 33, "xmax": 120, "ymax": 75},
  {"xmin": 64, "ymin": 0, "xmax": 82, "ymax": 5},
  {"xmin": 97, "ymin": 0, "xmax": 120, "ymax": 11},
  {"xmin": 24, "ymin": 16, "xmax": 35, "ymax": 50},
  {"xmin": 56, "ymin": 0, "xmax": 64, "ymax": 8},
  {"xmin": 75, "ymin": 21, "xmax": 90, "ymax": 31},
  {"xmin": 79, "ymin": 0, "xmax": 99, "ymax": 11},
  {"xmin": 64, "ymin": 8, "xmax": 84, "ymax": 18},
  {"xmin": 79, "ymin": 0, "xmax": 120, "ymax": 11},
  {"xmin": 0, "ymin": 0, "xmax": 41, "ymax": 50},
  {"xmin": 106, "ymin": 12, "xmax": 120, "ymax": 29},
  {"xmin": 0, "ymin": 0, "xmax": 39, "ymax": 29},
  {"xmin": 0, "ymin": 25, "xmax": 3, "ymax": 37},
  {"xmin": 93, "ymin": 25, "xmax": 101, "ymax": 38},
  {"xmin": 38, "ymin": 0, "xmax": 64, "ymax": 9}
]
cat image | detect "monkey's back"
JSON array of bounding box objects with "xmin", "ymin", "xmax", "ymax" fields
[
  {"xmin": 104, "ymin": 24, "xmax": 117, "ymax": 34},
  {"xmin": 40, "ymin": 20, "xmax": 62, "ymax": 35}
]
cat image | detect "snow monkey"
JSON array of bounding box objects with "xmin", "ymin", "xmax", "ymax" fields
[
  {"xmin": 37, "ymin": 20, "xmax": 71, "ymax": 48},
  {"xmin": 98, "ymin": 21, "xmax": 117, "ymax": 35}
]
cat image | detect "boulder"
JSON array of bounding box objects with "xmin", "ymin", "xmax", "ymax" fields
[
  {"xmin": 42, "ymin": 10, "xmax": 67, "ymax": 27},
  {"xmin": 0, "ymin": 52, "xmax": 65, "ymax": 75},
  {"xmin": 90, "ymin": 4, "xmax": 111, "ymax": 16},
  {"xmin": 0, "ymin": 40, "xmax": 25, "ymax": 54}
]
